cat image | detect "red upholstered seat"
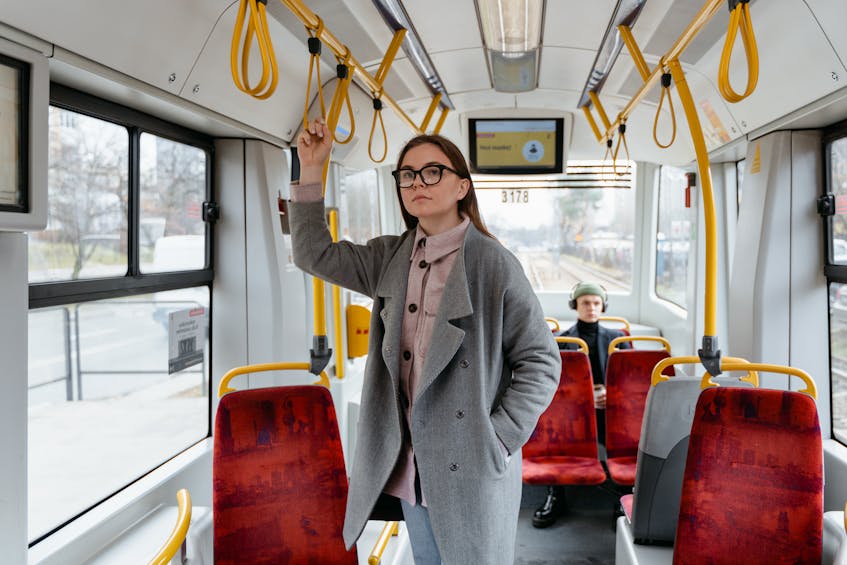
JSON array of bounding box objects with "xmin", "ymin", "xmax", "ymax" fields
[
  {"xmin": 605, "ymin": 349, "xmax": 673, "ymax": 486},
  {"xmin": 674, "ymin": 386, "xmax": 823, "ymax": 564},
  {"xmin": 523, "ymin": 350, "xmax": 607, "ymax": 487},
  {"xmin": 214, "ymin": 385, "xmax": 357, "ymax": 565}
]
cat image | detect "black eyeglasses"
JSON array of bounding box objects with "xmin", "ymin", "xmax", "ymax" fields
[{"xmin": 391, "ymin": 164, "xmax": 462, "ymax": 189}]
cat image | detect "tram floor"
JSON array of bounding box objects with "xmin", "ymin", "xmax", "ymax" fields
[{"xmin": 515, "ymin": 483, "xmax": 621, "ymax": 564}]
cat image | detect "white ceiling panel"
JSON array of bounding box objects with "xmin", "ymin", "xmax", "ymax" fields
[
  {"xmin": 543, "ymin": 0, "xmax": 615, "ymax": 50},
  {"xmin": 0, "ymin": 0, "xmax": 233, "ymax": 95},
  {"xmin": 538, "ymin": 46, "xmax": 597, "ymax": 92},
  {"xmin": 403, "ymin": 0, "xmax": 483, "ymax": 53},
  {"xmin": 804, "ymin": 0, "xmax": 847, "ymax": 73},
  {"xmin": 431, "ymin": 49, "xmax": 491, "ymax": 94}
]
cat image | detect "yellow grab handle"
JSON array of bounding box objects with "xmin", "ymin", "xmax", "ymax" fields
[
  {"xmin": 555, "ymin": 336, "xmax": 589, "ymax": 355},
  {"xmin": 608, "ymin": 335, "xmax": 671, "ymax": 356},
  {"xmin": 148, "ymin": 489, "xmax": 192, "ymax": 565},
  {"xmin": 219, "ymin": 362, "xmax": 330, "ymax": 397},
  {"xmin": 545, "ymin": 317, "xmax": 561, "ymax": 332},
  {"xmin": 702, "ymin": 362, "xmax": 816, "ymax": 399},
  {"xmin": 718, "ymin": 1, "xmax": 758, "ymax": 103},
  {"xmin": 368, "ymin": 521, "xmax": 400, "ymax": 565},
  {"xmin": 598, "ymin": 316, "xmax": 631, "ymax": 333},
  {"xmin": 651, "ymin": 355, "xmax": 759, "ymax": 387}
]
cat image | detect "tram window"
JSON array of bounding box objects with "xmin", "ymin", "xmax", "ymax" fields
[
  {"xmin": 339, "ymin": 168, "xmax": 381, "ymax": 244},
  {"xmin": 475, "ymin": 164, "xmax": 635, "ymax": 292},
  {"xmin": 656, "ymin": 165, "xmax": 693, "ymax": 310},
  {"xmin": 139, "ymin": 134, "xmax": 207, "ymax": 273},
  {"xmin": 29, "ymin": 108, "xmax": 129, "ymax": 283},
  {"xmin": 27, "ymin": 85, "xmax": 214, "ymax": 544},
  {"xmin": 27, "ymin": 290, "xmax": 210, "ymax": 541}
]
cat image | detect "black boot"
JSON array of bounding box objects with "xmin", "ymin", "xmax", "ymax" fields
[{"xmin": 532, "ymin": 486, "xmax": 563, "ymax": 528}]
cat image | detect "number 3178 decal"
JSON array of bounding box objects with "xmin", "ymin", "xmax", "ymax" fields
[{"xmin": 501, "ymin": 190, "xmax": 529, "ymax": 204}]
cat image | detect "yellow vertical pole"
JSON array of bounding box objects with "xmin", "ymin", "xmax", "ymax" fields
[
  {"xmin": 328, "ymin": 209, "xmax": 344, "ymax": 379},
  {"xmin": 667, "ymin": 58, "xmax": 716, "ymax": 338}
]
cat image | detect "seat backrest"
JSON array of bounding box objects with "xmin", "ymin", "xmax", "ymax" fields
[
  {"xmin": 213, "ymin": 385, "xmax": 357, "ymax": 565},
  {"xmin": 524, "ymin": 350, "xmax": 598, "ymax": 459},
  {"xmin": 605, "ymin": 349, "xmax": 672, "ymax": 459},
  {"xmin": 673, "ymin": 387, "xmax": 823, "ymax": 564}
]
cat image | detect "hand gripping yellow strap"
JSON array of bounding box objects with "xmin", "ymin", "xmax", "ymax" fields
[
  {"xmin": 368, "ymin": 94, "xmax": 388, "ymax": 163},
  {"xmin": 302, "ymin": 18, "xmax": 327, "ymax": 129},
  {"xmin": 218, "ymin": 362, "xmax": 331, "ymax": 397},
  {"xmin": 718, "ymin": 0, "xmax": 759, "ymax": 103},
  {"xmin": 230, "ymin": 0, "xmax": 278, "ymax": 99},
  {"xmin": 653, "ymin": 72, "xmax": 677, "ymax": 149}
]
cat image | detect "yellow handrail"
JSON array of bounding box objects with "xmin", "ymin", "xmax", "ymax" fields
[
  {"xmin": 218, "ymin": 362, "xmax": 330, "ymax": 397},
  {"xmin": 555, "ymin": 336, "xmax": 589, "ymax": 355},
  {"xmin": 148, "ymin": 489, "xmax": 192, "ymax": 565},
  {"xmin": 368, "ymin": 521, "xmax": 400, "ymax": 565},
  {"xmin": 599, "ymin": 316, "xmax": 631, "ymax": 334},
  {"xmin": 279, "ymin": 0, "xmax": 427, "ymax": 136},
  {"xmin": 328, "ymin": 209, "xmax": 344, "ymax": 379},
  {"xmin": 718, "ymin": 0, "xmax": 758, "ymax": 103},
  {"xmin": 650, "ymin": 355, "xmax": 761, "ymax": 389},
  {"xmin": 545, "ymin": 317, "xmax": 561, "ymax": 332},
  {"xmin": 608, "ymin": 335, "xmax": 671, "ymax": 355},
  {"xmin": 702, "ymin": 362, "xmax": 815, "ymax": 398}
]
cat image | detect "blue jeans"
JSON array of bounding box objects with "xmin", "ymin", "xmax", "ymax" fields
[{"xmin": 400, "ymin": 499, "xmax": 443, "ymax": 565}]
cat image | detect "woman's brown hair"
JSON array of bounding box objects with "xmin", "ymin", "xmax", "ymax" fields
[{"xmin": 393, "ymin": 134, "xmax": 495, "ymax": 239}]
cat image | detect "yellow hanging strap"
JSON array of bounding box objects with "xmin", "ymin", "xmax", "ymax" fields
[
  {"xmin": 602, "ymin": 137, "xmax": 615, "ymax": 178},
  {"xmin": 612, "ymin": 122, "xmax": 630, "ymax": 176},
  {"xmin": 327, "ymin": 48, "xmax": 356, "ymax": 144},
  {"xmin": 368, "ymin": 93, "xmax": 388, "ymax": 163},
  {"xmin": 230, "ymin": 0, "xmax": 278, "ymax": 99},
  {"xmin": 718, "ymin": 0, "xmax": 758, "ymax": 103},
  {"xmin": 653, "ymin": 72, "xmax": 677, "ymax": 149},
  {"xmin": 302, "ymin": 18, "xmax": 327, "ymax": 129}
]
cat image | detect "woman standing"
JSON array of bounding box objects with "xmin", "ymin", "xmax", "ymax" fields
[{"xmin": 289, "ymin": 118, "xmax": 560, "ymax": 564}]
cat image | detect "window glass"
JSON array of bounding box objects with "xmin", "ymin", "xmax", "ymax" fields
[
  {"xmin": 831, "ymin": 282, "xmax": 847, "ymax": 444},
  {"xmin": 656, "ymin": 165, "xmax": 693, "ymax": 309},
  {"xmin": 475, "ymin": 170, "xmax": 635, "ymax": 292},
  {"xmin": 28, "ymin": 288, "xmax": 209, "ymax": 540},
  {"xmin": 339, "ymin": 168, "xmax": 380, "ymax": 244},
  {"xmin": 29, "ymin": 108, "xmax": 129, "ymax": 282},
  {"xmin": 139, "ymin": 133, "xmax": 207, "ymax": 273},
  {"xmin": 830, "ymin": 138, "xmax": 847, "ymax": 264}
]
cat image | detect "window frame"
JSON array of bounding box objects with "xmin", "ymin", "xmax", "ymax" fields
[{"xmin": 30, "ymin": 84, "xmax": 215, "ymax": 309}]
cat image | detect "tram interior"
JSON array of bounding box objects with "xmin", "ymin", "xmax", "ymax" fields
[{"xmin": 2, "ymin": 0, "xmax": 847, "ymax": 563}]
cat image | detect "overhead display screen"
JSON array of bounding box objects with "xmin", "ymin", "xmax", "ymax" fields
[{"xmin": 469, "ymin": 118, "xmax": 564, "ymax": 175}]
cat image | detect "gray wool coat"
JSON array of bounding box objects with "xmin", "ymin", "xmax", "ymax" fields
[{"xmin": 289, "ymin": 200, "xmax": 561, "ymax": 564}]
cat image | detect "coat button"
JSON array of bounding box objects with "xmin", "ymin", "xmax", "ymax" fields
[
  {"xmin": 455, "ymin": 410, "xmax": 464, "ymax": 419},
  {"xmin": 403, "ymin": 350, "xmax": 411, "ymax": 361},
  {"xmin": 459, "ymin": 359, "xmax": 469, "ymax": 368},
  {"xmin": 385, "ymin": 346, "xmax": 392, "ymax": 354},
  {"xmin": 419, "ymin": 260, "xmax": 427, "ymax": 268},
  {"xmin": 408, "ymin": 304, "xmax": 418, "ymax": 313},
  {"xmin": 449, "ymin": 463, "xmax": 459, "ymax": 472}
]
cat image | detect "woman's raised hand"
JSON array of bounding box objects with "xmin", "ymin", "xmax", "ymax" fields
[{"xmin": 296, "ymin": 117, "xmax": 332, "ymax": 171}]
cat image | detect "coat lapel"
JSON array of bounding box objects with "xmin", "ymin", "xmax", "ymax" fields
[
  {"xmin": 376, "ymin": 236, "xmax": 414, "ymax": 387},
  {"xmin": 414, "ymin": 228, "xmax": 476, "ymax": 401}
]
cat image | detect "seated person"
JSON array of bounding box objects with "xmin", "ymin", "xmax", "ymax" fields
[{"xmin": 533, "ymin": 281, "xmax": 630, "ymax": 528}]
